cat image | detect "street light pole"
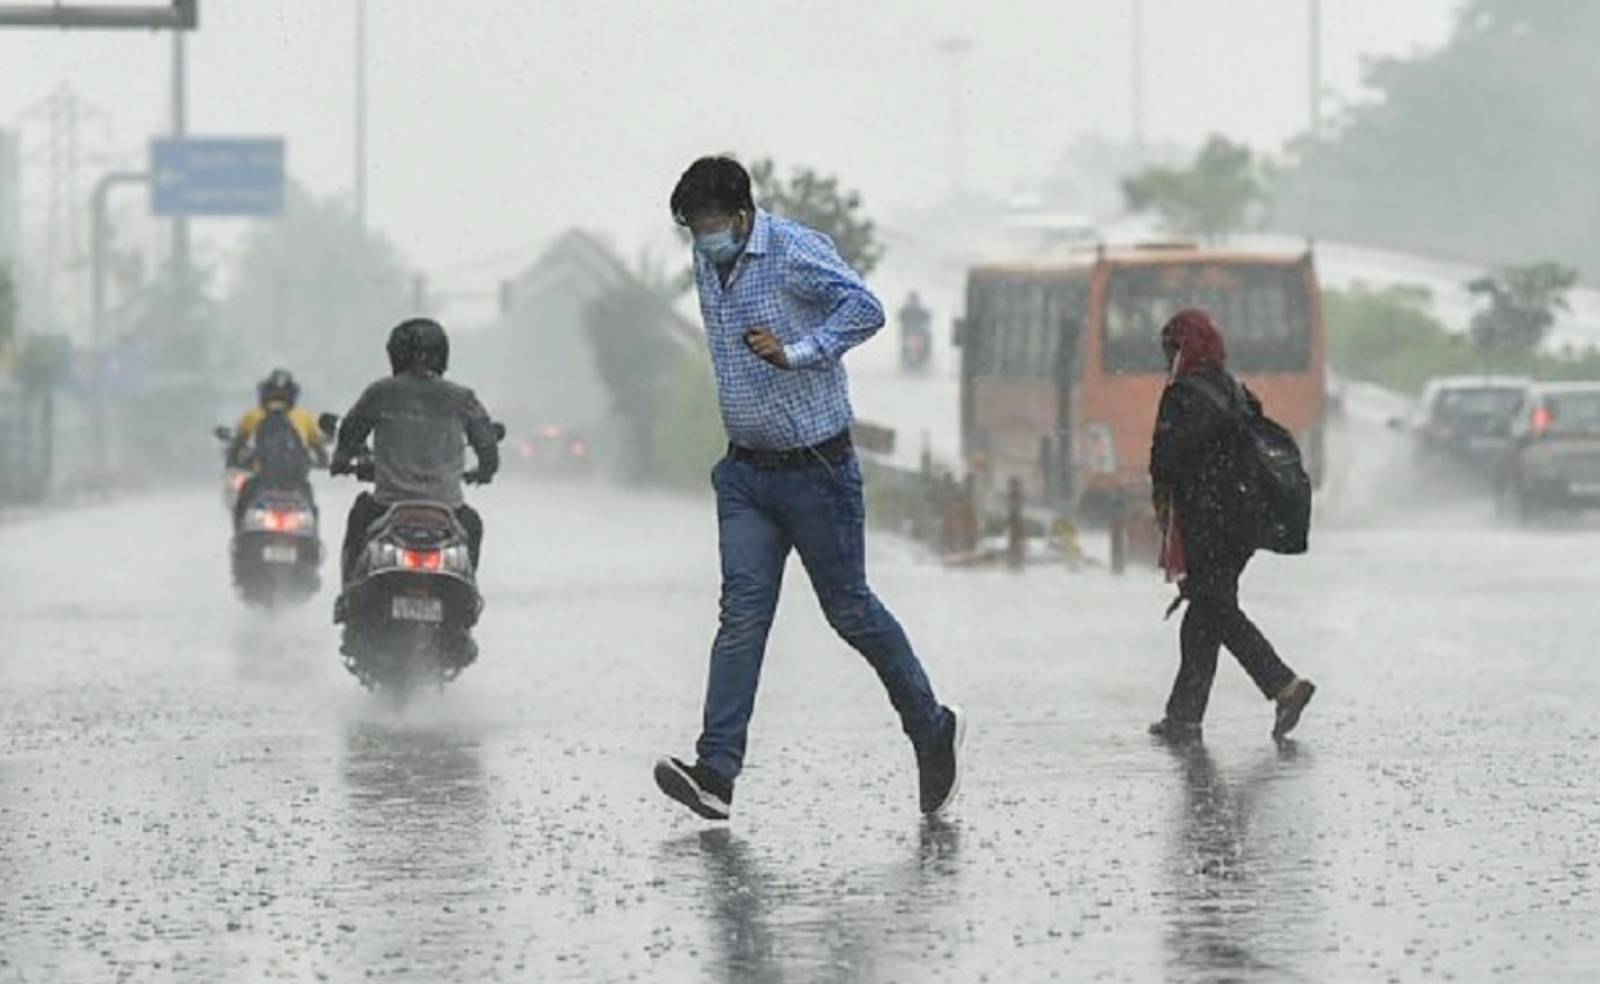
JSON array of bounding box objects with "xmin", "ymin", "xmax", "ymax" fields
[
  {"xmin": 1131, "ymin": 0, "xmax": 1145, "ymax": 157},
  {"xmin": 171, "ymin": 28, "xmax": 189, "ymax": 284},
  {"xmin": 936, "ymin": 37, "xmax": 972, "ymax": 198},
  {"xmin": 1308, "ymin": 0, "xmax": 1323, "ymax": 140},
  {"xmin": 355, "ymin": 0, "xmax": 368, "ymax": 230},
  {"xmin": 90, "ymin": 171, "xmax": 150, "ymax": 477}
]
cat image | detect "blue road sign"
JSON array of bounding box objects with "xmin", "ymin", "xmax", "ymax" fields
[{"xmin": 150, "ymin": 137, "xmax": 285, "ymax": 217}]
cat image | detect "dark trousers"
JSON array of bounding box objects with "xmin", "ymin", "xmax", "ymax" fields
[
  {"xmin": 1164, "ymin": 551, "xmax": 1295, "ymax": 724},
  {"xmin": 341, "ymin": 492, "xmax": 483, "ymax": 585}
]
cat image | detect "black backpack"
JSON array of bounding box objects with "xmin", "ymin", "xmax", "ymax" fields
[
  {"xmin": 1182, "ymin": 374, "xmax": 1312, "ymax": 555},
  {"xmin": 252, "ymin": 407, "xmax": 311, "ymax": 485}
]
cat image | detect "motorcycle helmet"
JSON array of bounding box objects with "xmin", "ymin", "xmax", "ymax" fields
[
  {"xmin": 386, "ymin": 317, "xmax": 450, "ymax": 375},
  {"xmin": 258, "ymin": 368, "xmax": 300, "ymax": 408}
]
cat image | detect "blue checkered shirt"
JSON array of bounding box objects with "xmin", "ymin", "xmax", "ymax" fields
[{"xmin": 691, "ymin": 210, "xmax": 885, "ymax": 451}]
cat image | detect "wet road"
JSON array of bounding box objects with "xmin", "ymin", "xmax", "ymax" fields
[{"xmin": 2, "ymin": 478, "xmax": 1597, "ymax": 982}]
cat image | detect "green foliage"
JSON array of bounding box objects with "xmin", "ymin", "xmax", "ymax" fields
[
  {"xmin": 0, "ymin": 262, "xmax": 15, "ymax": 352},
  {"xmin": 1465, "ymin": 261, "xmax": 1578, "ymax": 354},
  {"xmin": 218, "ymin": 182, "xmax": 413, "ymax": 397},
  {"xmin": 15, "ymin": 334, "xmax": 71, "ymax": 391},
  {"xmin": 648, "ymin": 356, "xmax": 725, "ymax": 490},
  {"xmin": 1121, "ymin": 135, "xmax": 1264, "ymax": 238},
  {"xmin": 750, "ymin": 159, "xmax": 884, "ymax": 274},
  {"xmin": 1324, "ymin": 282, "xmax": 1600, "ymax": 394},
  {"xmin": 1275, "ymin": 1, "xmax": 1600, "ymax": 275},
  {"xmin": 583, "ymin": 277, "xmax": 692, "ymax": 481}
]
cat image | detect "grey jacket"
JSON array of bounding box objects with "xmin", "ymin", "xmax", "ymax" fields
[{"xmin": 334, "ymin": 372, "xmax": 498, "ymax": 506}]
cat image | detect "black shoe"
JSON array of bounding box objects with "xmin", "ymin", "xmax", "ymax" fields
[
  {"xmin": 1148, "ymin": 718, "xmax": 1203, "ymax": 743},
  {"xmin": 1273, "ymin": 678, "xmax": 1316, "ymax": 740},
  {"xmin": 917, "ymin": 705, "xmax": 966, "ymax": 816},
  {"xmin": 654, "ymin": 757, "xmax": 733, "ymax": 821}
]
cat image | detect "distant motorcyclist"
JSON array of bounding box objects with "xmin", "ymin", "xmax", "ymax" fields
[
  {"xmin": 229, "ymin": 369, "xmax": 326, "ymax": 523},
  {"xmin": 331, "ymin": 318, "xmax": 499, "ymax": 614},
  {"xmin": 898, "ymin": 290, "xmax": 933, "ymax": 371}
]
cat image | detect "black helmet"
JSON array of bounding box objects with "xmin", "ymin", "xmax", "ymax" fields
[
  {"xmin": 257, "ymin": 368, "xmax": 299, "ymax": 407},
  {"xmin": 386, "ymin": 317, "xmax": 450, "ymax": 375}
]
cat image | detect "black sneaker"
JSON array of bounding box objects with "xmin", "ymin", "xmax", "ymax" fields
[
  {"xmin": 653, "ymin": 757, "xmax": 733, "ymax": 821},
  {"xmin": 917, "ymin": 705, "xmax": 966, "ymax": 815},
  {"xmin": 1273, "ymin": 678, "xmax": 1316, "ymax": 740},
  {"xmin": 1148, "ymin": 718, "xmax": 1203, "ymax": 743}
]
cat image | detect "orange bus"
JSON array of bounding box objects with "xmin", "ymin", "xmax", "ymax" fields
[{"xmin": 955, "ymin": 244, "xmax": 1326, "ymax": 518}]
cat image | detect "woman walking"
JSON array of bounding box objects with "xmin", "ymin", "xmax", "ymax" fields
[{"xmin": 1147, "ymin": 309, "xmax": 1316, "ymax": 742}]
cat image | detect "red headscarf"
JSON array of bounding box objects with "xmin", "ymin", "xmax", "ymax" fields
[{"xmin": 1161, "ymin": 308, "xmax": 1227, "ymax": 378}]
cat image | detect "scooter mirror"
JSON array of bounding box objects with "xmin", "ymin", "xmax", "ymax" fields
[{"xmin": 213, "ymin": 426, "xmax": 233, "ymax": 441}]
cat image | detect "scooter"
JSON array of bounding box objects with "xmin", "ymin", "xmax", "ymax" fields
[
  {"xmin": 321, "ymin": 413, "xmax": 501, "ymax": 703},
  {"xmin": 213, "ymin": 425, "xmax": 323, "ymax": 606}
]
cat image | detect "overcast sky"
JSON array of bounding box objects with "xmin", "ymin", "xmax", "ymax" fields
[{"xmin": 1, "ymin": 0, "xmax": 1460, "ymax": 291}]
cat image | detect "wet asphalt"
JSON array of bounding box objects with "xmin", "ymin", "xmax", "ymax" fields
[{"xmin": 1, "ymin": 478, "xmax": 1597, "ymax": 983}]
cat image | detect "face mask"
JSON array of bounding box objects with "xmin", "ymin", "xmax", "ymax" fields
[{"xmin": 694, "ymin": 224, "xmax": 743, "ymax": 265}]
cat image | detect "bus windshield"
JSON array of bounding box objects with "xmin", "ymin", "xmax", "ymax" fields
[{"xmin": 1103, "ymin": 263, "xmax": 1311, "ymax": 374}]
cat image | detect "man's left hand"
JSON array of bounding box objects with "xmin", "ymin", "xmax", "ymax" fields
[{"xmin": 744, "ymin": 328, "xmax": 790, "ymax": 370}]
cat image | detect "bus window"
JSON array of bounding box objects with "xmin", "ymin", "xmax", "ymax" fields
[
  {"xmin": 1103, "ymin": 264, "xmax": 1311, "ymax": 374},
  {"xmin": 1002, "ymin": 282, "xmax": 1032, "ymax": 375},
  {"xmin": 1027, "ymin": 283, "xmax": 1054, "ymax": 376},
  {"xmin": 965, "ymin": 278, "xmax": 996, "ymax": 375},
  {"xmin": 1054, "ymin": 281, "xmax": 1088, "ymax": 381}
]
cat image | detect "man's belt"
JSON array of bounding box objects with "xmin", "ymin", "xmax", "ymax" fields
[{"xmin": 729, "ymin": 430, "xmax": 853, "ymax": 469}]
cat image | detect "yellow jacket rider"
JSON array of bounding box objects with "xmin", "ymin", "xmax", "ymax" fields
[{"xmin": 229, "ymin": 369, "xmax": 327, "ymax": 471}]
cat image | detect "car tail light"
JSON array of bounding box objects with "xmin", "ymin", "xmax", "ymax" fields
[
  {"xmin": 1532, "ymin": 405, "xmax": 1554, "ymax": 435},
  {"xmin": 401, "ymin": 549, "xmax": 442, "ymax": 571},
  {"xmin": 520, "ymin": 442, "xmax": 536, "ymax": 459},
  {"xmin": 570, "ymin": 441, "xmax": 588, "ymax": 458}
]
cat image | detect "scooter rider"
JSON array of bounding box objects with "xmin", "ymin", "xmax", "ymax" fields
[
  {"xmin": 330, "ymin": 318, "xmax": 499, "ymax": 620},
  {"xmin": 229, "ymin": 368, "xmax": 327, "ymax": 523}
]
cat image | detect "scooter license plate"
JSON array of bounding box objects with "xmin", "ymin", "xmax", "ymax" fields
[
  {"xmin": 392, "ymin": 595, "xmax": 444, "ymax": 622},
  {"xmin": 261, "ymin": 544, "xmax": 299, "ymax": 564}
]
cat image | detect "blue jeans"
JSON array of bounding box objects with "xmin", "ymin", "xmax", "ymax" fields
[{"xmin": 696, "ymin": 451, "xmax": 948, "ymax": 780}]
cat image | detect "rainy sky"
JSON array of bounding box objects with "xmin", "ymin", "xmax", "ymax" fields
[{"xmin": 1, "ymin": 0, "xmax": 1457, "ymax": 277}]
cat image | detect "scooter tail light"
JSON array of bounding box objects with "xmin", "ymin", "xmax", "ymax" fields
[{"xmin": 401, "ymin": 549, "xmax": 443, "ymax": 571}]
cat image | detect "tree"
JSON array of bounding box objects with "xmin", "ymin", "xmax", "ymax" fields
[
  {"xmin": 0, "ymin": 262, "xmax": 13, "ymax": 369},
  {"xmin": 1274, "ymin": 0, "xmax": 1600, "ymax": 274},
  {"xmin": 1465, "ymin": 261, "xmax": 1578, "ymax": 354},
  {"xmin": 218, "ymin": 183, "xmax": 413, "ymax": 400},
  {"xmin": 749, "ymin": 159, "xmax": 885, "ymax": 274},
  {"xmin": 1121, "ymin": 136, "xmax": 1264, "ymax": 239},
  {"xmin": 0, "ymin": 262, "xmax": 14, "ymax": 358}
]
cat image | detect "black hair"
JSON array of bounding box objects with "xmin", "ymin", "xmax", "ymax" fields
[{"xmin": 670, "ymin": 156, "xmax": 754, "ymax": 225}]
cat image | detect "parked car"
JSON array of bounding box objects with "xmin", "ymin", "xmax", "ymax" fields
[
  {"xmin": 1500, "ymin": 382, "xmax": 1600, "ymax": 522},
  {"xmin": 515, "ymin": 424, "xmax": 594, "ymax": 477},
  {"xmin": 1391, "ymin": 376, "xmax": 1530, "ymax": 486}
]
